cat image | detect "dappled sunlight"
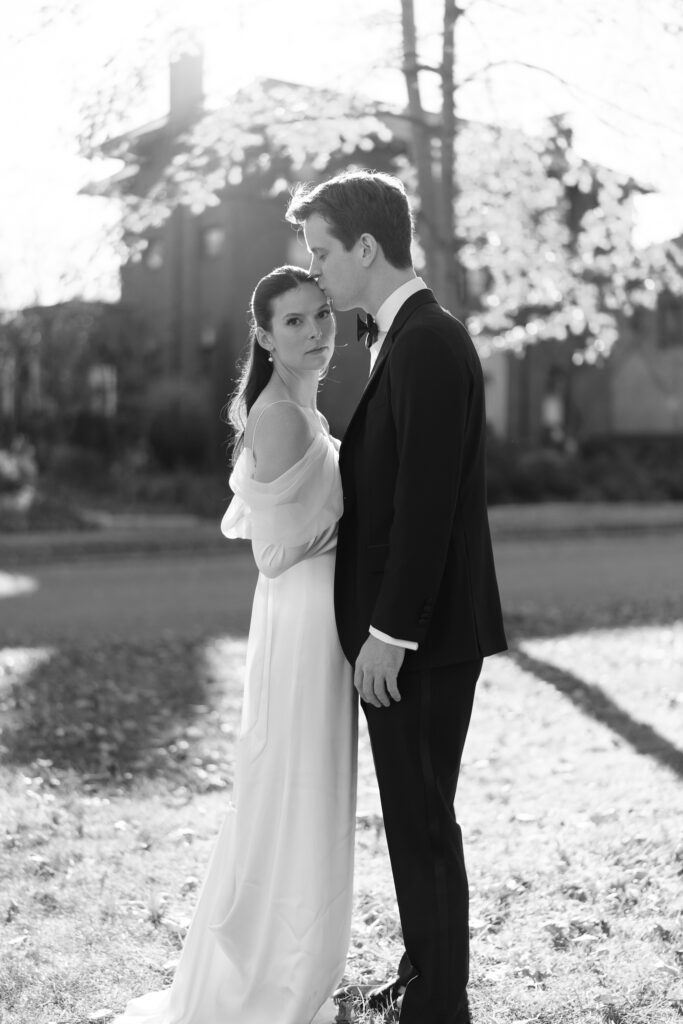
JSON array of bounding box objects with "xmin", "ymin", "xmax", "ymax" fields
[
  {"xmin": 0, "ymin": 645, "xmax": 54, "ymax": 684},
  {"xmin": 199, "ymin": 635, "xmax": 247, "ymax": 687},
  {"xmin": 507, "ymin": 621, "xmax": 683, "ymax": 779},
  {"xmin": 0, "ymin": 572, "xmax": 39, "ymax": 599}
]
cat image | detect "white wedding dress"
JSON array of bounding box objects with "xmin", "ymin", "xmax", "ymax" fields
[{"xmin": 114, "ymin": 413, "xmax": 357, "ymax": 1024}]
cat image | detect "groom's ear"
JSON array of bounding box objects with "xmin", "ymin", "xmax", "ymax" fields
[{"xmin": 358, "ymin": 232, "xmax": 379, "ymax": 267}]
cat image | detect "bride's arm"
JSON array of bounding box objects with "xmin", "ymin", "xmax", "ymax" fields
[
  {"xmin": 252, "ymin": 523, "xmax": 337, "ymax": 579},
  {"xmin": 249, "ymin": 402, "xmax": 335, "ymax": 578}
]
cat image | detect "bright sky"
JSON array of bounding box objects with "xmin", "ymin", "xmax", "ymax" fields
[{"xmin": 1, "ymin": 0, "xmax": 682, "ymax": 309}]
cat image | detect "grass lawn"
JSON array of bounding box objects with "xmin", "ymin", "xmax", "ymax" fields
[{"xmin": 1, "ymin": 614, "xmax": 682, "ymax": 1024}]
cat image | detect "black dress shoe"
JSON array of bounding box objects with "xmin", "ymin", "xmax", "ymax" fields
[
  {"xmin": 334, "ymin": 951, "xmax": 418, "ymax": 1019},
  {"xmin": 365, "ymin": 975, "xmax": 413, "ymax": 1012},
  {"xmin": 333, "ymin": 972, "xmax": 416, "ymax": 1018},
  {"xmin": 334, "ymin": 983, "xmax": 471, "ymax": 1023},
  {"xmin": 332, "ymin": 983, "xmax": 375, "ymax": 1021}
]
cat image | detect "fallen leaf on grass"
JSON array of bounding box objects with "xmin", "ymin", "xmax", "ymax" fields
[
  {"xmin": 655, "ymin": 962, "xmax": 680, "ymax": 978},
  {"xmin": 169, "ymin": 827, "xmax": 196, "ymax": 843},
  {"xmin": 590, "ymin": 808, "xmax": 618, "ymax": 824},
  {"xmin": 5, "ymin": 899, "xmax": 20, "ymax": 922},
  {"xmin": 163, "ymin": 917, "xmax": 190, "ymax": 938}
]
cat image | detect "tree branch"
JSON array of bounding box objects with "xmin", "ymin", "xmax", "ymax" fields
[
  {"xmin": 415, "ymin": 63, "xmax": 444, "ymax": 76},
  {"xmin": 458, "ymin": 59, "xmax": 683, "ymax": 137}
]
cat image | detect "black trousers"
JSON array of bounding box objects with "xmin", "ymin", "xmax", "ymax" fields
[{"xmin": 362, "ymin": 659, "xmax": 482, "ymax": 1024}]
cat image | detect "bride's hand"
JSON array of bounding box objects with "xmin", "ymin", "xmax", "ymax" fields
[{"xmin": 354, "ymin": 636, "xmax": 405, "ymax": 708}]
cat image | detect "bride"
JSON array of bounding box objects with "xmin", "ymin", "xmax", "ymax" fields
[{"xmin": 114, "ymin": 265, "xmax": 357, "ymax": 1024}]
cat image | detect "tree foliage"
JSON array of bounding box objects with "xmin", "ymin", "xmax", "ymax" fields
[
  {"xmin": 77, "ymin": 0, "xmax": 683, "ymax": 361},
  {"xmin": 116, "ymin": 80, "xmax": 391, "ymax": 248}
]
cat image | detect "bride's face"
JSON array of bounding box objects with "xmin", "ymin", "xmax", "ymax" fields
[{"xmin": 261, "ymin": 283, "xmax": 335, "ymax": 375}]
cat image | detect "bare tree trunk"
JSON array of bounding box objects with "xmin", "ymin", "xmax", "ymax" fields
[
  {"xmin": 400, "ymin": 0, "xmax": 465, "ymax": 309},
  {"xmin": 400, "ymin": 0, "xmax": 442, "ymax": 293},
  {"xmin": 440, "ymin": 0, "xmax": 459, "ymax": 311}
]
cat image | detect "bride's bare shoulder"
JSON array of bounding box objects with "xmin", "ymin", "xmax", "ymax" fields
[{"xmin": 247, "ymin": 401, "xmax": 314, "ymax": 483}]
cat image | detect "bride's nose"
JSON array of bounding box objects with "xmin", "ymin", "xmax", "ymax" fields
[{"xmin": 309, "ymin": 321, "xmax": 322, "ymax": 338}]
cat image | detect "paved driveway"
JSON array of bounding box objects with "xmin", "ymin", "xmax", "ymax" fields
[{"xmin": 1, "ymin": 532, "xmax": 681, "ymax": 646}]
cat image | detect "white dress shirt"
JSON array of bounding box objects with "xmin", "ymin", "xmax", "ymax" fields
[
  {"xmin": 366, "ymin": 277, "xmax": 429, "ymax": 652},
  {"xmin": 368, "ymin": 276, "xmax": 428, "ymax": 373}
]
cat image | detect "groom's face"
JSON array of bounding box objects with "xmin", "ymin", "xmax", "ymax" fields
[{"xmin": 303, "ymin": 214, "xmax": 365, "ymax": 312}]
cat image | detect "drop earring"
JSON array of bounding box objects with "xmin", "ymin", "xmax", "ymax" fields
[{"xmin": 268, "ymin": 353, "xmax": 273, "ymax": 363}]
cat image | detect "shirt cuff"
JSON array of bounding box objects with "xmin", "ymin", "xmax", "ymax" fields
[{"xmin": 369, "ymin": 626, "xmax": 419, "ymax": 651}]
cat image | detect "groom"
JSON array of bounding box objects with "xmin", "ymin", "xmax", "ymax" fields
[{"xmin": 287, "ymin": 171, "xmax": 507, "ymax": 1024}]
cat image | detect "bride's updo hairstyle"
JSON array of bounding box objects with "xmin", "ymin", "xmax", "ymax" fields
[{"xmin": 225, "ymin": 264, "xmax": 318, "ymax": 463}]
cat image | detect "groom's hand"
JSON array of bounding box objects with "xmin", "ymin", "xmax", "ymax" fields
[{"xmin": 355, "ymin": 636, "xmax": 405, "ymax": 708}]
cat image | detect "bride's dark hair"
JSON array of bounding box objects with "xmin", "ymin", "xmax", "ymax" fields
[{"xmin": 224, "ymin": 265, "xmax": 319, "ymax": 463}]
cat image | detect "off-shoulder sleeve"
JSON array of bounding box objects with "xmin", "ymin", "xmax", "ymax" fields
[{"xmin": 221, "ymin": 433, "xmax": 342, "ymax": 546}]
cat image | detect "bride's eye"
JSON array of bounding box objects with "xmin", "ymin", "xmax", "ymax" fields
[
  {"xmin": 285, "ymin": 317, "xmax": 301, "ymax": 326},
  {"xmin": 318, "ymin": 309, "xmax": 331, "ymax": 319}
]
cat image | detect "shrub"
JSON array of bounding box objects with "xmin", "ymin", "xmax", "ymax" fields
[
  {"xmin": 580, "ymin": 435, "xmax": 683, "ymax": 501},
  {"xmin": 109, "ymin": 466, "xmax": 231, "ymax": 519},
  {"xmin": 484, "ymin": 431, "xmax": 516, "ymax": 504},
  {"xmin": 45, "ymin": 443, "xmax": 112, "ymax": 493},
  {"xmin": 0, "ymin": 437, "xmax": 38, "ymax": 495},
  {"xmin": 69, "ymin": 411, "xmax": 117, "ymax": 460},
  {"xmin": 512, "ymin": 449, "xmax": 581, "ymax": 501},
  {"xmin": 485, "ymin": 433, "xmax": 683, "ymax": 504},
  {"xmin": 146, "ymin": 379, "xmax": 213, "ymax": 471}
]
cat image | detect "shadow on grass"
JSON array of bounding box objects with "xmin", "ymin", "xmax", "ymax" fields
[
  {"xmin": 510, "ymin": 645, "xmax": 683, "ymax": 779},
  {"xmin": 0, "ymin": 635, "xmax": 245, "ymax": 788},
  {"xmin": 503, "ymin": 596, "xmax": 683, "ymax": 644}
]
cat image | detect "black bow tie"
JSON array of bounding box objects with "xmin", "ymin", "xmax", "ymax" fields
[{"xmin": 357, "ymin": 313, "xmax": 379, "ymax": 349}]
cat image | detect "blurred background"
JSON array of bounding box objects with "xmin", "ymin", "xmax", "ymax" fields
[{"xmin": 1, "ymin": 0, "xmax": 683, "ymax": 516}]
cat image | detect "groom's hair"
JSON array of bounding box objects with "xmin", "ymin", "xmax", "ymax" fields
[{"xmin": 286, "ymin": 171, "xmax": 414, "ymax": 270}]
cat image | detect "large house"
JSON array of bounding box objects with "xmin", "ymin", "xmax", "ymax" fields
[{"xmin": 85, "ymin": 52, "xmax": 683, "ymax": 449}]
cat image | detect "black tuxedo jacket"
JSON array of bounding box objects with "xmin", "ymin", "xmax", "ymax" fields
[{"xmin": 334, "ymin": 288, "xmax": 507, "ymax": 670}]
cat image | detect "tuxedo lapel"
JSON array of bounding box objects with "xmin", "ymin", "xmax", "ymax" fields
[{"xmin": 342, "ymin": 289, "xmax": 438, "ymax": 446}]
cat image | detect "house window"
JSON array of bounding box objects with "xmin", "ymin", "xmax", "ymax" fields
[
  {"xmin": 144, "ymin": 238, "xmax": 164, "ymax": 270},
  {"xmin": 200, "ymin": 324, "xmax": 216, "ymax": 349},
  {"xmin": 0, "ymin": 354, "xmax": 16, "ymax": 417},
  {"xmin": 201, "ymin": 226, "xmax": 226, "ymax": 259},
  {"xmin": 658, "ymin": 291, "xmax": 683, "ymax": 349},
  {"xmin": 198, "ymin": 326, "xmax": 216, "ymax": 376},
  {"xmin": 88, "ymin": 364, "xmax": 117, "ymax": 417}
]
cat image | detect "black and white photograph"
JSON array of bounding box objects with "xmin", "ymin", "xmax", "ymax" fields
[{"xmin": 1, "ymin": 2, "xmax": 682, "ymax": 1023}]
